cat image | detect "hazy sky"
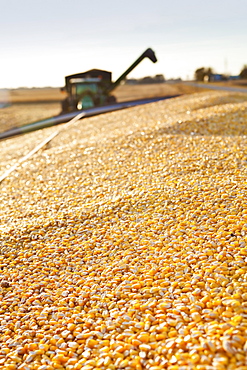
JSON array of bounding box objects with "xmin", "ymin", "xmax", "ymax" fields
[{"xmin": 0, "ymin": 0, "xmax": 246, "ymax": 88}]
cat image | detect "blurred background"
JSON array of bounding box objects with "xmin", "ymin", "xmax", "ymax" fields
[{"xmin": 0, "ymin": 0, "xmax": 246, "ymax": 88}]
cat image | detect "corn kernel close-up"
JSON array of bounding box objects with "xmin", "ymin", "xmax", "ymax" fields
[{"xmin": 0, "ymin": 90, "xmax": 247, "ymax": 370}]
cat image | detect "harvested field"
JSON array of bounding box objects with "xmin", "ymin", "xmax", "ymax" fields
[
  {"xmin": 0, "ymin": 103, "xmax": 61, "ymax": 133},
  {"xmin": 0, "ymin": 83, "xmax": 207, "ymax": 133},
  {"xmin": 0, "ymin": 83, "xmax": 205, "ymax": 104},
  {"xmin": 0, "ymin": 90, "xmax": 247, "ymax": 369}
]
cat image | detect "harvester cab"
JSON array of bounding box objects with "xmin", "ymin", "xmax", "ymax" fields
[{"xmin": 61, "ymin": 48, "xmax": 157, "ymax": 113}]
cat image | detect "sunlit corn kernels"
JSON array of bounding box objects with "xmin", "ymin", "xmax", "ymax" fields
[{"xmin": 0, "ymin": 91, "xmax": 247, "ymax": 369}]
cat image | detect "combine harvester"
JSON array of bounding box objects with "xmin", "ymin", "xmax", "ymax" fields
[
  {"xmin": 60, "ymin": 48, "xmax": 157, "ymax": 113},
  {"xmin": 0, "ymin": 48, "xmax": 170, "ymax": 141}
]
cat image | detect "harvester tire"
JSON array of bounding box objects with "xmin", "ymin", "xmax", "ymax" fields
[{"xmin": 107, "ymin": 95, "xmax": 117, "ymax": 104}]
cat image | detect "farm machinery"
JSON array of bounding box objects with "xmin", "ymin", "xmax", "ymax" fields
[
  {"xmin": 0, "ymin": 48, "xmax": 162, "ymax": 141},
  {"xmin": 61, "ymin": 48, "xmax": 157, "ymax": 113}
]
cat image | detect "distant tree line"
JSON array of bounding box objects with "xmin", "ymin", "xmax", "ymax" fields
[
  {"xmin": 195, "ymin": 67, "xmax": 214, "ymax": 82},
  {"xmin": 195, "ymin": 66, "xmax": 247, "ymax": 81},
  {"xmin": 126, "ymin": 74, "xmax": 165, "ymax": 85},
  {"xmin": 240, "ymin": 65, "xmax": 247, "ymax": 79}
]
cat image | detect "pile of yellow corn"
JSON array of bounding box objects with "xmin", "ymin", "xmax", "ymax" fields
[{"xmin": 0, "ymin": 91, "xmax": 247, "ymax": 370}]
